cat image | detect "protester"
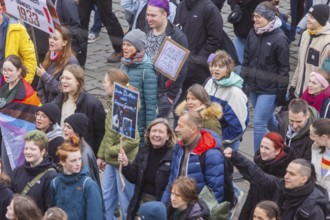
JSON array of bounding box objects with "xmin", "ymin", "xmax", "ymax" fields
[
  {"xmin": 51, "ymin": 139, "xmax": 103, "ymax": 220},
  {"xmin": 253, "ymin": 200, "xmax": 281, "ymax": 220},
  {"xmin": 11, "ymin": 130, "xmax": 57, "ymax": 213},
  {"xmin": 5, "ymin": 195, "xmax": 43, "ymax": 220},
  {"xmin": 175, "ymin": 84, "xmax": 223, "ymax": 135},
  {"xmin": 276, "ymin": 99, "xmax": 319, "ymax": 161},
  {"xmin": 36, "ymin": 27, "xmax": 79, "ymax": 104},
  {"xmin": 35, "ymin": 103, "xmax": 64, "ymax": 164},
  {"xmin": 63, "ymin": 114, "xmax": 100, "ymax": 185},
  {"xmin": 97, "ymin": 68, "xmax": 139, "ymax": 220},
  {"xmin": 223, "ymin": 147, "xmax": 330, "ymax": 219},
  {"xmin": 239, "ymin": 132, "xmax": 295, "ymax": 220},
  {"xmin": 52, "ymin": 64, "xmax": 106, "ymax": 155},
  {"xmin": 120, "ymin": 29, "xmax": 157, "ymax": 144},
  {"xmin": 144, "ymin": 0, "xmax": 188, "ymax": 118},
  {"xmin": 204, "ymin": 50, "xmax": 249, "ymax": 150},
  {"xmin": 0, "ymin": 0, "xmax": 37, "ymax": 83},
  {"xmin": 167, "ymin": 176, "xmax": 210, "ymax": 220},
  {"xmin": 137, "ymin": 201, "xmax": 167, "ymax": 220},
  {"xmin": 43, "ymin": 207, "xmax": 68, "ymax": 220},
  {"xmin": 301, "ymin": 70, "xmax": 330, "ymax": 118},
  {"xmin": 118, "ymin": 118, "xmax": 175, "ymax": 220},
  {"xmin": 0, "ymin": 159, "xmax": 13, "ymax": 220},
  {"xmin": 310, "ymin": 118, "xmax": 330, "ymax": 198},
  {"xmin": 290, "ymin": 4, "xmax": 330, "ymax": 98},
  {"xmin": 161, "ymin": 111, "xmax": 225, "ymax": 203},
  {"xmin": 241, "ymin": 1, "xmax": 290, "ymax": 152}
]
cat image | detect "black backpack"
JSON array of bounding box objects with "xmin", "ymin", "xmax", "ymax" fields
[{"xmin": 199, "ymin": 149, "xmax": 235, "ymax": 209}]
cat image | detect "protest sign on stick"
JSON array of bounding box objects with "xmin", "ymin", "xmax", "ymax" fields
[{"xmin": 154, "ymin": 36, "xmax": 190, "ymax": 81}]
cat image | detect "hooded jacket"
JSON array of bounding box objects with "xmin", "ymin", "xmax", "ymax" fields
[
  {"xmin": 204, "ymin": 74, "xmax": 249, "ymax": 144},
  {"xmin": 241, "ymin": 17, "xmax": 290, "ymax": 94},
  {"xmin": 277, "ymin": 106, "xmax": 319, "ymax": 161},
  {"xmin": 168, "ymin": 199, "xmax": 210, "ymax": 220},
  {"xmin": 46, "ymin": 123, "xmax": 64, "ymax": 164},
  {"xmin": 161, "ymin": 130, "xmax": 224, "ymax": 203},
  {"xmin": 175, "ymin": 100, "xmax": 223, "ymax": 136},
  {"xmin": 239, "ymin": 146, "xmax": 296, "ymax": 220},
  {"xmin": 11, "ymin": 156, "xmax": 57, "ymax": 213},
  {"xmin": 50, "ymin": 168, "xmax": 103, "ymax": 220},
  {"xmin": 120, "ymin": 54, "xmax": 157, "ymax": 144},
  {"xmin": 0, "ymin": 181, "xmax": 13, "ymax": 220},
  {"xmin": 291, "ymin": 23, "xmax": 330, "ymax": 97}
]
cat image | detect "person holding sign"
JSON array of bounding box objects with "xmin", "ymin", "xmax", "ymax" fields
[
  {"xmin": 97, "ymin": 68, "xmax": 139, "ymax": 220},
  {"xmin": 118, "ymin": 118, "xmax": 176, "ymax": 220},
  {"xmin": 120, "ymin": 29, "xmax": 157, "ymax": 146},
  {"xmin": 145, "ymin": 0, "xmax": 188, "ymax": 118},
  {"xmin": 36, "ymin": 27, "xmax": 79, "ymax": 104},
  {"xmin": 0, "ymin": 0, "xmax": 37, "ymax": 84}
]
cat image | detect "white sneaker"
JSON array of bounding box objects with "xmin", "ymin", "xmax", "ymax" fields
[{"xmin": 88, "ymin": 32, "xmax": 100, "ymax": 44}]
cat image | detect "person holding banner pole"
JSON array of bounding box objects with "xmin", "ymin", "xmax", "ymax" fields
[
  {"xmin": 97, "ymin": 68, "xmax": 139, "ymax": 220},
  {"xmin": 0, "ymin": 0, "xmax": 37, "ymax": 84}
]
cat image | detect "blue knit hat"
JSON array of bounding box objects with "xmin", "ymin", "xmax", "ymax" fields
[{"xmin": 138, "ymin": 202, "xmax": 167, "ymax": 220}]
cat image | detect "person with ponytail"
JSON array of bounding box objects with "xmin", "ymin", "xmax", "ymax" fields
[
  {"xmin": 97, "ymin": 68, "xmax": 139, "ymax": 220},
  {"xmin": 50, "ymin": 139, "xmax": 103, "ymax": 220},
  {"xmin": 36, "ymin": 26, "xmax": 79, "ymax": 104}
]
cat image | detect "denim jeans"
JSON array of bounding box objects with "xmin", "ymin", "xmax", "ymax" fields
[
  {"xmin": 90, "ymin": 5, "xmax": 102, "ymax": 34},
  {"xmin": 233, "ymin": 36, "xmax": 246, "ymax": 75},
  {"xmin": 102, "ymin": 164, "xmax": 135, "ymax": 220},
  {"xmin": 250, "ymin": 92, "xmax": 277, "ymax": 153}
]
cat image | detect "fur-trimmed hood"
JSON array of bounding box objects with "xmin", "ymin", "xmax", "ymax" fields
[{"xmin": 175, "ymin": 100, "xmax": 223, "ymax": 120}]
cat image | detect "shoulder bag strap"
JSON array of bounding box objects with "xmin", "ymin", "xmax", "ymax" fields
[{"xmin": 21, "ymin": 168, "xmax": 56, "ymax": 195}]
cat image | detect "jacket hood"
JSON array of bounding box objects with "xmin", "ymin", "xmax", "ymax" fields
[
  {"xmin": 311, "ymin": 22, "xmax": 330, "ymax": 36},
  {"xmin": 24, "ymin": 155, "xmax": 55, "ymax": 175},
  {"xmin": 47, "ymin": 123, "xmax": 63, "ymax": 141},
  {"xmin": 187, "ymin": 199, "xmax": 210, "ymax": 219},
  {"xmin": 175, "ymin": 101, "xmax": 223, "ymax": 120},
  {"xmin": 58, "ymin": 167, "xmax": 89, "ymax": 185},
  {"xmin": 122, "ymin": 53, "xmax": 154, "ymax": 69},
  {"xmin": 213, "ymin": 72, "xmax": 244, "ymax": 88},
  {"xmin": 192, "ymin": 130, "xmax": 221, "ymax": 155}
]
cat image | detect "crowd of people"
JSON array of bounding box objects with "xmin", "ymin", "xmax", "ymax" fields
[{"xmin": 0, "ymin": 0, "xmax": 330, "ymax": 219}]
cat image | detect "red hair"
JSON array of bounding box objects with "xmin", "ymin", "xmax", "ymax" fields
[{"xmin": 263, "ymin": 132, "xmax": 285, "ymax": 159}]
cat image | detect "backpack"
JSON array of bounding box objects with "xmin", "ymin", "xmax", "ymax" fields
[{"xmin": 199, "ymin": 150, "xmax": 235, "ymax": 209}]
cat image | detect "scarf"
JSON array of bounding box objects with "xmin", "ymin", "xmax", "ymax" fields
[
  {"xmin": 213, "ymin": 72, "xmax": 244, "ymax": 89},
  {"xmin": 121, "ymin": 51, "xmax": 145, "ymax": 66},
  {"xmin": 301, "ymin": 87, "xmax": 330, "ymax": 112},
  {"xmin": 307, "ymin": 26, "xmax": 324, "ymax": 35},
  {"xmin": 254, "ymin": 19, "xmax": 276, "ymax": 35},
  {"xmin": 50, "ymin": 51, "xmax": 62, "ymax": 61}
]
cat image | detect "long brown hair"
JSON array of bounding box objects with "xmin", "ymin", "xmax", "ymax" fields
[
  {"xmin": 42, "ymin": 26, "xmax": 74, "ymax": 76},
  {"xmin": 105, "ymin": 68, "xmax": 138, "ymax": 93},
  {"xmin": 61, "ymin": 64, "xmax": 85, "ymax": 103},
  {"xmin": 11, "ymin": 194, "xmax": 43, "ymax": 220}
]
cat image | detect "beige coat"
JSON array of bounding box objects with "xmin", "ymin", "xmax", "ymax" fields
[{"xmin": 312, "ymin": 144, "xmax": 330, "ymax": 199}]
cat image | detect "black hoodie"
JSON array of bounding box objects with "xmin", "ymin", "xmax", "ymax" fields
[{"xmin": 0, "ymin": 181, "xmax": 13, "ymax": 220}]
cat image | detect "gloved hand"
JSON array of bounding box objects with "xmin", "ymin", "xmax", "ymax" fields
[
  {"xmin": 275, "ymin": 92, "xmax": 287, "ymax": 107},
  {"xmin": 288, "ymin": 87, "xmax": 296, "ymax": 101}
]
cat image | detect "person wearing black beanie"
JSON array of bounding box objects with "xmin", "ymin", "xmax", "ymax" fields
[
  {"xmin": 308, "ymin": 4, "xmax": 330, "ymax": 27},
  {"xmin": 64, "ymin": 113, "xmax": 89, "ymax": 138}
]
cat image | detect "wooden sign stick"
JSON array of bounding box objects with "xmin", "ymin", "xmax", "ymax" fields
[{"xmin": 119, "ymin": 136, "xmax": 126, "ymax": 191}]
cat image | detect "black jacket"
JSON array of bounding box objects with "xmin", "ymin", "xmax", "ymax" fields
[
  {"xmin": 241, "ymin": 22, "xmax": 290, "ymax": 94},
  {"xmin": 239, "ymin": 147, "xmax": 296, "ymax": 220},
  {"xmin": 174, "ymin": 0, "xmax": 224, "ymax": 84},
  {"xmin": 122, "ymin": 145, "xmax": 172, "ymax": 220},
  {"xmin": 52, "ymin": 92, "xmax": 106, "ymax": 155},
  {"xmin": 11, "ymin": 156, "xmax": 57, "ymax": 213},
  {"xmin": 168, "ymin": 199, "xmax": 210, "ymax": 220},
  {"xmin": 157, "ymin": 21, "xmax": 188, "ymax": 100},
  {"xmin": 0, "ymin": 181, "xmax": 13, "ymax": 220},
  {"xmin": 231, "ymin": 151, "xmax": 330, "ymax": 220},
  {"xmin": 276, "ymin": 106, "xmax": 319, "ymax": 161}
]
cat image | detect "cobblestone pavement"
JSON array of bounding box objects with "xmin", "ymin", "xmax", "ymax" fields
[{"xmin": 85, "ymin": 0, "xmax": 299, "ymax": 219}]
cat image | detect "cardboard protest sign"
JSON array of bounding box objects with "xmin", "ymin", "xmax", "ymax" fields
[
  {"xmin": 4, "ymin": 0, "xmax": 60, "ymax": 35},
  {"xmin": 111, "ymin": 83, "xmax": 139, "ymax": 139},
  {"xmin": 154, "ymin": 36, "xmax": 190, "ymax": 81}
]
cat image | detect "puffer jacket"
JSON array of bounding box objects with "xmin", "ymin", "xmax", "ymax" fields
[
  {"xmin": 241, "ymin": 17, "xmax": 290, "ymax": 94},
  {"xmin": 175, "ymin": 100, "xmax": 223, "ymax": 136},
  {"xmin": 97, "ymin": 98, "xmax": 139, "ymax": 166},
  {"xmin": 50, "ymin": 168, "xmax": 103, "ymax": 220},
  {"xmin": 277, "ymin": 106, "xmax": 319, "ymax": 161},
  {"xmin": 204, "ymin": 74, "xmax": 249, "ymax": 144},
  {"xmin": 161, "ymin": 130, "xmax": 224, "ymax": 203},
  {"xmin": 291, "ymin": 23, "xmax": 330, "ymax": 97},
  {"xmin": 2, "ymin": 14, "xmax": 37, "ymax": 83},
  {"xmin": 11, "ymin": 156, "xmax": 57, "ymax": 213},
  {"xmin": 168, "ymin": 199, "xmax": 210, "ymax": 220},
  {"xmin": 239, "ymin": 146, "xmax": 296, "ymax": 220},
  {"xmin": 120, "ymin": 54, "xmax": 157, "ymax": 144},
  {"xmin": 123, "ymin": 145, "xmax": 172, "ymax": 220}
]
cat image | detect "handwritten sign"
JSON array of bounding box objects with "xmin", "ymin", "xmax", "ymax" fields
[
  {"xmin": 4, "ymin": 0, "xmax": 60, "ymax": 35},
  {"xmin": 154, "ymin": 37, "xmax": 190, "ymax": 81},
  {"xmin": 111, "ymin": 83, "xmax": 139, "ymax": 139}
]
